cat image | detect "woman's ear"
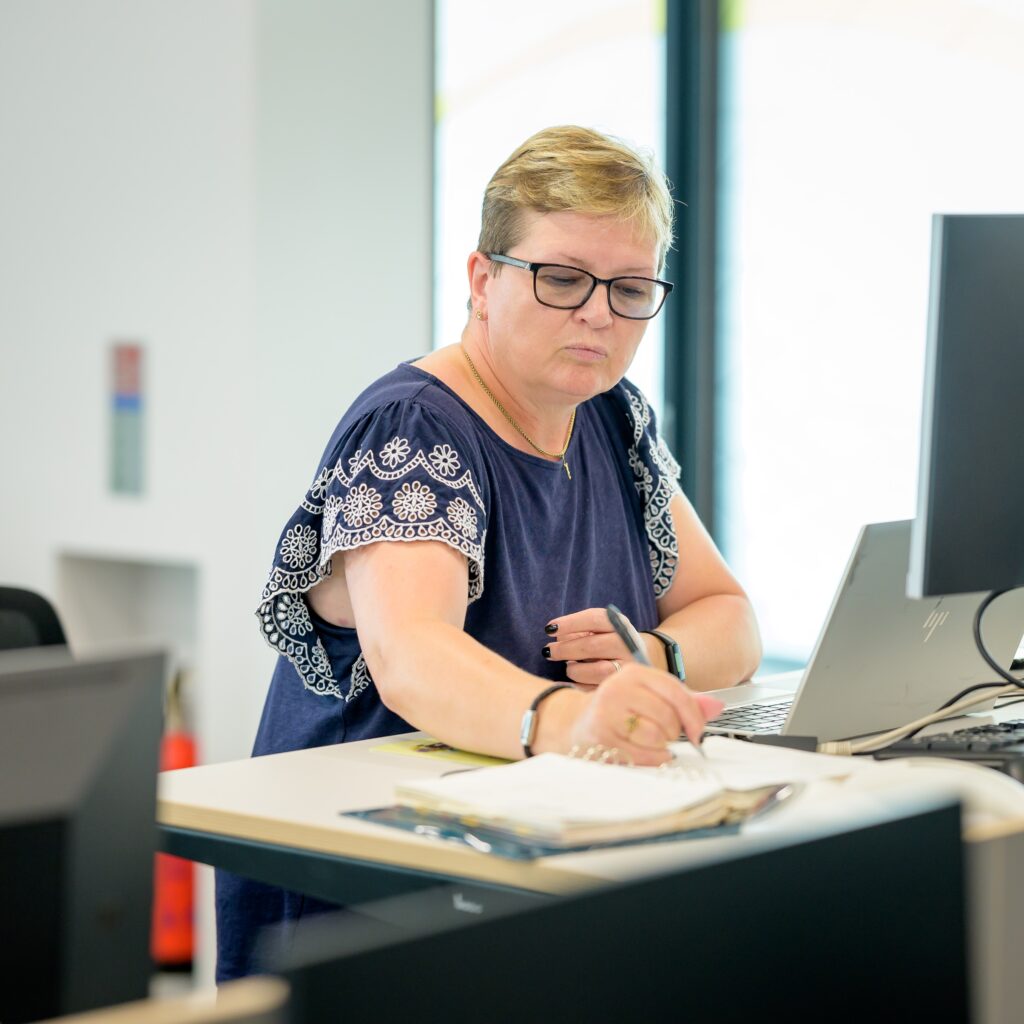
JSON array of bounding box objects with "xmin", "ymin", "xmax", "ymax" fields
[{"xmin": 467, "ymin": 251, "xmax": 492, "ymax": 313}]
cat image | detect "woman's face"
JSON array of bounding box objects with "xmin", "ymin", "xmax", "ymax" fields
[{"xmin": 474, "ymin": 209, "xmax": 660, "ymax": 405}]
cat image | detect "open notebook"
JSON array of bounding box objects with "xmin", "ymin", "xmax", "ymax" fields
[{"xmin": 388, "ymin": 739, "xmax": 856, "ymax": 851}]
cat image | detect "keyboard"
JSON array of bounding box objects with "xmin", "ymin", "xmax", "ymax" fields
[
  {"xmin": 707, "ymin": 698, "xmax": 793, "ymax": 735},
  {"xmin": 872, "ymin": 720, "xmax": 1024, "ymax": 781}
]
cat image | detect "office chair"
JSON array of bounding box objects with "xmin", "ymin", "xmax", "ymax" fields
[{"xmin": 0, "ymin": 586, "xmax": 67, "ymax": 650}]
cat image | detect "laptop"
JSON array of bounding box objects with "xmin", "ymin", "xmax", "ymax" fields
[{"xmin": 707, "ymin": 520, "xmax": 1024, "ymax": 742}]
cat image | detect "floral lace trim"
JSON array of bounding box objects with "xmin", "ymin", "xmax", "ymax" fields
[
  {"xmin": 256, "ymin": 597, "xmax": 379, "ymax": 701},
  {"xmin": 319, "ymin": 518, "xmax": 485, "ymax": 602},
  {"xmin": 259, "ymin": 593, "xmax": 337, "ymax": 696},
  {"xmin": 257, "ymin": 430, "xmax": 487, "ymax": 698},
  {"xmin": 623, "ymin": 386, "xmax": 681, "ymax": 598},
  {"xmin": 348, "ymin": 653, "xmax": 372, "ymax": 704}
]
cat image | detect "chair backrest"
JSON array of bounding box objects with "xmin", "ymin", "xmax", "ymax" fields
[{"xmin": 0, "ymin": 586, "xmax": 67, "ymax": 650}]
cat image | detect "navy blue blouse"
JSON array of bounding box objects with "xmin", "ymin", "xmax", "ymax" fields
[
  {"xmin": 251, "ymin": 362, "xmax": 682, "ymax": 758},
  {"xmin": 215, "ymin": 362, "xmax": 683, "ymax": 982}
]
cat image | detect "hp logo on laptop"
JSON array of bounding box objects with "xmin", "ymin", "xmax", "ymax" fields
[{"xmin": 922, "ymin": 609, "xmax": 950, "ymax": 643}]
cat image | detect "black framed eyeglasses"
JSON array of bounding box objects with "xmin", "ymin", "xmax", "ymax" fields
[{"xmin": 487, "ymin": 253, "xmax": 673, "ymax": 320}]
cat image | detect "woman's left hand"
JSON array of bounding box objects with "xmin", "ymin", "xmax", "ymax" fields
[{"xmin": 543, "ymin": 607, "xmax": 657, "ymax": 689}]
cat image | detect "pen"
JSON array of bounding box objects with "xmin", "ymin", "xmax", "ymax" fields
[{"xmin": 605, "ymin": 604, "xmax": 708, "ymax": 758}]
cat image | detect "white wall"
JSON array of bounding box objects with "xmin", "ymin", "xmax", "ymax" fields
[
  {"xmin": 1, "ymin": 0, "xmax": 432, "ymax": 986},
  {"xmin": 0, "ymin": 0, "xmax": 433, "ymax": 764}
]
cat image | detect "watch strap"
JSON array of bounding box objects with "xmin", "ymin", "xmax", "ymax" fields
[
  {"xmin": 645, "ymin": 629, "xmax": 686, "ymax": 681},
  {"xmin": 519, "ymin": 683, "xmax": 573, "ymax": 758}
]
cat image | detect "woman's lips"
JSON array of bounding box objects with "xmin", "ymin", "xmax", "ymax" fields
[{"xmin": 563, "ymin": 345, "xmax": 608, "ymax": 362}]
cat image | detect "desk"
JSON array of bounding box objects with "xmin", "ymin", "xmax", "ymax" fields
[
  {"xmin": 159, "ymin": 728, "xmax": 1024, "ymax": 1024},
  {"xmin": 158, "ymin": 730, "xmax": 917, "ymax": 903},
  {"xmin": 159, "ymin": 735, "xmax": 574, "ymax": 907},
  {"xmin": 159, "ymin": 674, "xmax": 818, "ymax": 901}
]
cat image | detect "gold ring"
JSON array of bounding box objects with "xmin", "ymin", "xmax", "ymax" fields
[
  {"xmin": 611, "ymin": 660, "xmax": 622, "ymax": 673},
  {"xmin": 625, "ymin": 713, "xmax": 640, "ymax": 735}
]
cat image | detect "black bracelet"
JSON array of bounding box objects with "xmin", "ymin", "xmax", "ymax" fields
[
  {"xmin": 519, "ymin": 683, "xmax": 573, "ymax": 758},
  {"xmin": 644, "ymin": 629, "xmax": 686, "ymax": 681}
]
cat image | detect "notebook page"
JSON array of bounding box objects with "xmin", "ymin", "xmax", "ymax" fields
[
  {"xmin": 664, "ymin": 736, "xmax": 867, "ymax": 790},
  {"xmin": 396, "ymin": 752, "xmax": 722, "ymax": 828}
]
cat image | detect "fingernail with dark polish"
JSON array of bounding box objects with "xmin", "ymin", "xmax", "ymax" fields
[
  {"xmin": 541, "ymin": 646, "xmax": 551, "ymax": 659},
  {"xmin": 544, "ymin": 622, "xmax": 558, "ymax": 635}
]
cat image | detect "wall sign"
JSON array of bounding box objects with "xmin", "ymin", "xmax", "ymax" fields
[{"xmin": 110, "ymin": 342, "xmax": 144, "ymax": 495}]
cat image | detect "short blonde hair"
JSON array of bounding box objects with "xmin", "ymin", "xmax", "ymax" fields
[{"xmin": 477, "ymin": 125, "xmax": 674, "ymax": 272}]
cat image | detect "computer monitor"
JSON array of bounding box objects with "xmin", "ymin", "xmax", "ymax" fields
[
  {"xmin": 277, "ymin": 798, "xmax": 968, "ymax": 1022},
  {"xmin": 908, "ymin": 213, "xmax": 1024, "ymax": 599},
  {"xmin": 0, "ymin": 646, "xmax": 165, "ymax": 1023}
]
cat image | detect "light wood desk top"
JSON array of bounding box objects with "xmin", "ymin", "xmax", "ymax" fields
[
  {"xmin": 160, "ymin": 734, "xmax": 590, "ymax": 894},
  {"xmin": 157, "ymin": 729, "xmax": 987, "ymax": 896},
  {"xmin": 158, "ymin": 730, "xmax": 1024, "ymax": 1023}
]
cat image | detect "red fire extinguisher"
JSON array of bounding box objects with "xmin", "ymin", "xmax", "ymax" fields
[{"xmin": 151, "ymin": 669, "xmax": 197, "ymax": 969}]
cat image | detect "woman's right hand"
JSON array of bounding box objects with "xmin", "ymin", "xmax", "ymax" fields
[{"xmin": 538, "ymin": 665, "xmax": 724, "ymax": 766}]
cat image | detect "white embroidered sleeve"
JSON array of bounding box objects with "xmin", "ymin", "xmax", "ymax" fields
[
  {"xmin": 318, "ymin": 435, "xmax": 486, "ymax": 601},
  {"xmin": 255, "ymin": 404, "xmax": 489, "ymax": 697},
  {"xmin": 620, "ymin": 382, "xmax": 682, "ymax": 598}
]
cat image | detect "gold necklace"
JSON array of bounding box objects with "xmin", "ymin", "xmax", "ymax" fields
[{"xmin": 461, "ymin": 346, "xmax": 575, "ymax": 480}]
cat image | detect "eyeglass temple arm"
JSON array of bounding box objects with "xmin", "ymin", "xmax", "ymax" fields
[{"xmin": 486, "ymin": 253, "xmax": 534, "ymax": 270}]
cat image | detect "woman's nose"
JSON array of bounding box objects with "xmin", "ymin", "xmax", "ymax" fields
[{"xmin": 574, "ymin": 283, "xmax": 614, "ymax": 327}]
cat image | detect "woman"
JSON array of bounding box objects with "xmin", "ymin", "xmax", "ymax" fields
[{"xmin": 217, "ymin": 125, "xmax": 762, "ymax": 980}]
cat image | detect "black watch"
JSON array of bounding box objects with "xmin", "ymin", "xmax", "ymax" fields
[{"xmin": 644, "ymin": 629, "xmax": 686, "ymax": 681}]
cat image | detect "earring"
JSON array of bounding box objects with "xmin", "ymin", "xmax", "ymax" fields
[{"xmin": 475, "ymin": 309, "xmax": 487, "ymax": 322}]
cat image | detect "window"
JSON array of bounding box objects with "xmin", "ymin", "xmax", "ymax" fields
[
  {"xmin": 715, "ymin": 0, "xmax": 1024, "ymax": 664},
  {"xmin": 435, "ymin": 0, "xmax": 668, "ymax": 405}
]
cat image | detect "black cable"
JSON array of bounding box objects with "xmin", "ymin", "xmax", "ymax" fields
[
  {"xmin": 894, "ymin": 681, "xmax": 1006, "ymax": 743},
  {"xmin": 869, "ymin": 588, "xmax": 1024, "ymax": 749},
  {"xmin": 973, "ymin": 589, "xmax": 1024, "ymax": 687},
  {"xmin": 932, "ymin": 590, "xmax": 1024, "ymax": 706},
  {"xmin": 935, "ymin": 679, "xmax": 1009, "ymax": 712}
]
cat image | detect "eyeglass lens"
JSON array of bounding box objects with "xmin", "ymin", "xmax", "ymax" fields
[{"xmin": 534, "ymin": 266, "xmax": 666, "ymax": 319}]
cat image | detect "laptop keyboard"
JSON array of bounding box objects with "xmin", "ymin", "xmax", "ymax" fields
[{"xmin": 710, "ymin": 699, "xmax": 793, "ymax": 734}]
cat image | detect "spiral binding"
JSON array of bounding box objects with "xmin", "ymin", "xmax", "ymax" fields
[
  {"xmin": 568, "ymin": 743, "xmax": 632, "ymax": 766},
  {"xmin": 567, "ymin": 744, "xmax": 712, "ymax": 782}
]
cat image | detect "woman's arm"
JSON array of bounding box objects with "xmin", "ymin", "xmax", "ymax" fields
[
  {"xmin": 544, "ymin": 492, "xmax": 762, "ymax": 691},
  {"xmin": 649, "ymin": 492, "xmax": 762, "ymax": 689},
  {"xmin": 342, "ymin": 539, "xmax": 721, "ymax": 764}
]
